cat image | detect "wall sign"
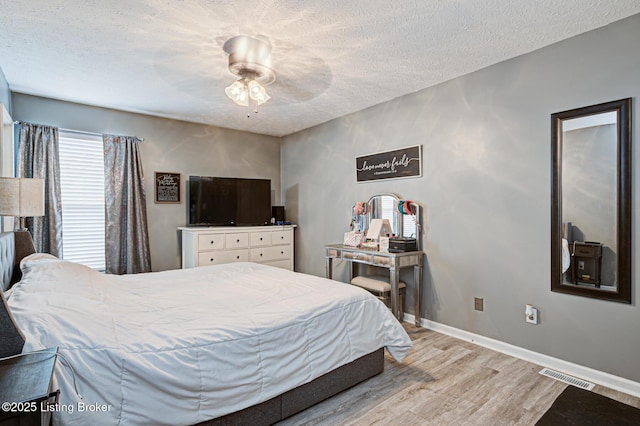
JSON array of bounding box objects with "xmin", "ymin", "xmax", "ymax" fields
[
  {"xmin": 356, "ymin": 145, "xmax": 422, "ymax": 182},
  {"xmin": 155, "ymin": 172, "xmax": 181, "ymax": 203}
]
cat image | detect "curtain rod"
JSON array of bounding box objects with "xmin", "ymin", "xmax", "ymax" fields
[{"xmin": 13, "ymin": 121, "xmax": 145, "ymax": 141}]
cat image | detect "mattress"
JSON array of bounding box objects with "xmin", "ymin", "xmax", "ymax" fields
[{"xmin": 6, "ymin": 255, "xmax": 412, "ymax": 425}]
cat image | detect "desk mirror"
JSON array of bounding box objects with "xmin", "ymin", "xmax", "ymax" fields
[
  {"xmin": 367, "ymin": 193, "xmax": 420, "ymax": 243},
  {"xmin": 551, "ymin": 98, "xmax": 631, "ymax": 303}
]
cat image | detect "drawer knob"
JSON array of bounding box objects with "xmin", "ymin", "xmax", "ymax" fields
[
  {"xmin": 236, "ymin": 255, "xmax": 240, "ymax": 259},
  {"xmin": 236, "ymin": 239, "xmax": 240, "ymax": 243},
  {"xmin": 260, "ymin": 253, "xmax": 263, "ymax": 257},
  {"xmin": 281, "ymin": 251, "xmax": 284, "ymax": 254},
  {"xmin": 260, "ymin": 237, "xmax": 263, "ymax": 241},
  {"xmin": 210, "ymin": 258, "xmax": 214, "ymax": 262},
  {"xmin": 210, "ymin": 240, "xmax": 214, "ymax": 244},
  {"xmin": 281, "ymin": 236, "xmax": 284, "ymax": 239}
]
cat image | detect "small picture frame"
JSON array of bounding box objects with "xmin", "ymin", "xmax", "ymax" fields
[{"xmin": 155, "ymin": 172, "xmax": 181, "ymax": 204}]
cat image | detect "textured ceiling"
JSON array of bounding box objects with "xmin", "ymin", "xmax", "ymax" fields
[{"xmin": 1, "ymin": 1, "xmax": 639, "ymax": 137}]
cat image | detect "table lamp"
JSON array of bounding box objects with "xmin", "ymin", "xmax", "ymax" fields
[{"xmin": 0, "ymin": 177, "xmax": 45, "ymax": 231}]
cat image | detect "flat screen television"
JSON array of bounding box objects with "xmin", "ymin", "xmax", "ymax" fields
[{"xmin": 188, "ymin": 176, "xmax": 271, "ymax": 226}]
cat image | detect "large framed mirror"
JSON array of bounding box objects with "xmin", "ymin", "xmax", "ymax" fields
[{"xmin": 551, "ymin": 98, "xmax": 631, "ymax": 303}]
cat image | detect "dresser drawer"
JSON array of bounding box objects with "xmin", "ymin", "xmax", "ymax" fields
[
  {"xmin": 250, "ymin": 245, "xmax": 292, "ymax": 263},
  {"xmin": 181, "ymin": 225, "xmax": 295, "ymax": 269},
  {"xmin": 225, "ymin": 233, "xmax": 249, "ymax": 249},
  {"xmin": 572, "ymin": 243, "xmax": 601, "ymax": 257},
  {"xmin": 250, "ymin": 231, "xmax": 272, "ymax": 246},
  {"xmin": 198, "ymin": 249, "xmax": 249, "ymax": 266},
  {"xmin": 198, "ymin": 234, "xmax": 224, "ymax": 251},
  {"xmin": 271, "ymin": 230, "xmax": 292, "ymax": 245}
]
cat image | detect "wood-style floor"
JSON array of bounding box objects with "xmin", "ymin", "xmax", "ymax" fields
[{"xmin": 279, "ymin": 324, "xmax": 640, "ymax": 425}]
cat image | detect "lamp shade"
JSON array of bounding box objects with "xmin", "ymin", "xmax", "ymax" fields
[{"xmin": 0, "ymin": 177, "xmax": 45, "ymax": 217}]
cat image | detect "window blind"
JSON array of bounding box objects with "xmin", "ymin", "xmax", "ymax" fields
[{"xmin": 58, "ymin": 131, "xmax": 106, "ymax": 271}]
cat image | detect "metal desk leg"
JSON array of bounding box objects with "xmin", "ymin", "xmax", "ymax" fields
[
  {"xmin": 390, "ymin": 268, "xmax": 401, "ymax": 321},
  {"xmin": 325, "ymin": 257, "xmax": 333, "ymax": 279},
  {"xmin": 414, "ymin": 261, "xmax": 422, "ymax": 327}
]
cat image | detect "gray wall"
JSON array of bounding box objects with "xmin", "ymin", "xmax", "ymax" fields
[
  {"xmin": 0, "ymin": 66, "xmax": 10, "ymax": 115},
  {"xmin": 11, "ymin": 93, "xmax": 281, "ymax": 271},
  {"xmin": 281, "ymin": 14, "xmax": 640, "ymax": 382}
]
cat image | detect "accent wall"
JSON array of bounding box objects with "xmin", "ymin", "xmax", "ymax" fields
[{"xmin": 281, "ymin": 14, "xmax": 640, "ymax": 382}]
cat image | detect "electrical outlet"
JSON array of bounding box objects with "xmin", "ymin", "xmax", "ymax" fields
[
  {"xmin": 525, "ymin": 304, "xmax": 538, "ymax": 324},
  {"xmin": 578, "ymin": 260, "xmax": 585, "ymax": 270},
  {"xmin": 474, "ymin": 297, "xmax": 483, "ymax": 311}
]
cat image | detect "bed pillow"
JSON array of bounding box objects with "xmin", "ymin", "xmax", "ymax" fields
[
  {"xmin": 20, "ymin": 252, "xmax": 60, "ymax": 265},
  {"xmin": 18, "ymin": 253, "xmax": 104, "ymax": 293},
  {"xmin": 20, "ymin": 253, "xmax": 62, "ymax": 273}
]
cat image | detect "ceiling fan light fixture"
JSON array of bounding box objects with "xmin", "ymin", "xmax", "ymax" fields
[
  {"xmin": 225, "ymin": 79, "xmax": 249, "ymax": 106},
  {"xmin": 223, "ymin": 35, "xmax": 276, "ymax": 114},
  {"xmin": 247, "ymin": 80, "xmax": 270, "ymax": 105}
]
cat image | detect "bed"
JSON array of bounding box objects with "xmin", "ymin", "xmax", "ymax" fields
[{"xmin": 0, "ymin": 231, "xmax": 412, "ymax": 426}]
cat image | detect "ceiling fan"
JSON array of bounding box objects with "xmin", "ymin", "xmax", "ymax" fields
[{"xmin": 223, "ymin": 35, "xmax": 276, "ymax": 116}]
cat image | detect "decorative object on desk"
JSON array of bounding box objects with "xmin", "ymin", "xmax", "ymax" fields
[
  {"xmin": 355, "ymin": 145, "xmax": 422, "ymax": 182},
  {"xmin": 379, "ymin": 236, "xmax": 390, "ymax": 253},
  {"xmin": 343, "ymin": 230, "xmax": 363, "ymax": 247},
  {"xmin": 388, "ymin": 237, "xmax": 417, "ymax": 253},
  {"xmin": 353, "ymin": 201, "xmax": 368, "ymax": 215},
  {"xmin": 154, "ymin": 172, "xmax": 180, "ymax": 204},
  {"xmin": 367, "ymin": 218, "xmax": 392, "ymax": 241},
  {"xmin": 361, "ymin": 241, "xmax": 379, "ymax": 250},
  {"xmin": 351, "ymin": 201, "xmax": 369, "ymax": 231},
  {"xmin": 0, "ymin": 177, "xmax": 45, "ymax": 230},
  {"xmin": 397, "ymin": 199, "xmax": 416, "ymax": 215}
]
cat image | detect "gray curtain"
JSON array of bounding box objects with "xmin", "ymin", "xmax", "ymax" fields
[
  {"xmin": 103, "ymin": 134, "xmax": 151, "ymax": 274},
  {"xmin": 17, "ymin": 123, "xmax": 63, "ymax": 256}
]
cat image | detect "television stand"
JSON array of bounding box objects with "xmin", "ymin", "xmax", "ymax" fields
[{"xmin": 179, "ymin": 225, "xmax": 296, "ymax": 270}]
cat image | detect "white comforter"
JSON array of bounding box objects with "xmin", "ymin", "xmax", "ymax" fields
[{"xmin": 7, "ymin": 255, "xmax": 412, "ymax": 426}]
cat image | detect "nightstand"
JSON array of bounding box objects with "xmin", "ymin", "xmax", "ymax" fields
[
  {"xmin": 570, "ymin": 242, "xmax": 603, "ymax": 287},
  {"xmin": 0, "ymin": 348, "xmax": 58, "ymax": 426}
]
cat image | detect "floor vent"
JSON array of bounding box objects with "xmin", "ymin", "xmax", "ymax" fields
[{"xmin": 539, "ymin": 368, "xmax": 595, "ymax": 390}]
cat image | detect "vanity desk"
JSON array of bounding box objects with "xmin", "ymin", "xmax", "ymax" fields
[{"xmin": 324, "ymin": 244, "xmax": 423, "ymax": 325}]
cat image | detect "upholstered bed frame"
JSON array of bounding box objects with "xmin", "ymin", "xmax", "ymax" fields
[
  {"xmin": 0, "ymin": 231, "xmax": 384, "ymax": 425},
  {"xmin": 0, "ymin": 231, "xmax": 36, "ymax": 291},
  {"xmin": 200, "ymin": 348, "xmax": 383, "ymax": 425},
  {"xmin": 0, "ymin": 231, "xmax": 36, "ymax": 358}
]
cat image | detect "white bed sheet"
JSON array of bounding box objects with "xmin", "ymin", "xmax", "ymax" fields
[{"xmin": 7, "ymin": 256, "xmax": 412, "ymax": 426}]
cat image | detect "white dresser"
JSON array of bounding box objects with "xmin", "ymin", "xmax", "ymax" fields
[{"xmin": 180, "ymin": 226, "xmax": 295, "ymax": 270}]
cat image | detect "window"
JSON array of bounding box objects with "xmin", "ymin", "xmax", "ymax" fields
[{"xmin": 58, "ymin": 131, "xmax": 106, "ymax": 271}]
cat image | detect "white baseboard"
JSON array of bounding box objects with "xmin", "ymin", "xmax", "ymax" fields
[{"xmin": 404, "ymin": 313, "xmax": 640, "ymax": 398}]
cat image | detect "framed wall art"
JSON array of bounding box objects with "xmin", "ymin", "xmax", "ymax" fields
[
  {"xmin": 356, "ymin": 145, "xmax": 422, "ymax": 182},
  {"xmin": 155, "ymin": 172, "xmax": 181, "ymax": 204}
]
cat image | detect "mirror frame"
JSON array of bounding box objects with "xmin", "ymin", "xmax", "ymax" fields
[{"xmin": 551, "ymin": 98, "xmax": 631, "ymax": 303}]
